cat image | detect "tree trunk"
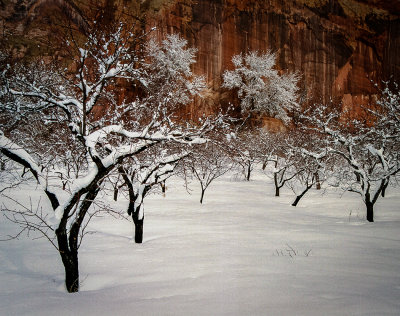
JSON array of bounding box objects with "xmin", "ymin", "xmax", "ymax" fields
[
  {"xmin": 365, "ymin": 192, "xmax": 374, "ymax": 222},
  {"xmin": 57, "ymin": 186, "xmax": 99, "ymax": 292},
  {"xmin": 262, "ymin": 161, "xmax": 267, "ymax": 170},
  {"xmin": 366, "ymin": 201, "xmax": 374, "ymax": 222},
  {"xmin": 56, "ymin": 229, "xmax": 80, "ymax": 293},
  {"xmin": 381, "ymin": 186, "xmax": 386, "ymax": 198},
  {"xmin": 161, "ymin": 180, "xmax": 166, "ymax": 194},
  {"xmin": 113, "ymin": 187, "xmax": 118, "ymax": 201},
  {"xmin": 134, "ymin": 218, "xmax": 144, "ymax": 244},
  {"xmin": 315, "ymin": 172, "xmax": 321, "ymax": 190},
  {"xmin": 62, "ymin": 251, "xmax": 79, "ymax": 293},
  {"xmin": 120, "ymin": 166, "xmax": 145, "ymax": 244},
  {"xmin": 246, "ymin": 162, "xmax": 251, "ymax": 181},
  {"xmin": 200, "ymin": 188, "xmax": 205, "ymax": 204},
  {"xmin": 274, "ymin": 173, "xmax": 280, "ymax": 197},
  {"xmin": 128, "ymin": 201, "xmax": 145, "ymax": 244},
  {"xmin": 291, "ymin": 184, "xmax": 312, "ymax": 207},
  {"xmin": 292, "ymin": 195, "xmax": 301, "ymax": 207}
]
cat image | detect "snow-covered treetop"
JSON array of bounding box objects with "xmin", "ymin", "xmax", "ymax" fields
[
  {"xmin": 147, "ymin": 34, "xmax": 197, "ymax": 79},
  {"xmin": 144, "ymin": 34, "xmax": 206, "ymax": 110},
  {"xmin": 222, "ymin": 51, "xmax": 300, "ymax": 123}
]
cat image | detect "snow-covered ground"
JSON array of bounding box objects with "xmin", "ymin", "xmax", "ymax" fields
[{"xmin": 1, "ymin": 170, "xmax": 400, "ymax": 315}]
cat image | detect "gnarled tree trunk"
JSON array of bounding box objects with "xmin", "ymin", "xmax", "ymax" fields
[{"xmin": 56, "ymin": 186, "xmax": 100, "ymax": 292}]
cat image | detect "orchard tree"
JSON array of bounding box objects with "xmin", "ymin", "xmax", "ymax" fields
[
  {"xmin": 287, "ymin": 133, "xmax": 329, "ymax": 206},
  {"xmin": 254, "ymin": 129, "xmax": 278, "ymax": 171},
  {"xmin": 302, "ymin": 102, "xmax": 400, "ymax": 222},
  {"xmin": 253, "ymin": 127, "xmax": 327, "ymax": 203},
  {"xmin": 222, "ymin": 51, "xmax": 300, "ymax": 124},
  {"xmin": 228, "ymin": 131, "xmax": 260, "ymax": 181},
  {"xmin": 0, "ymin": 25, "xmax": 223, "ymax": 292},
  {"xmin": 259, "ymin": 132, "xmax": 300, "ymax": 197},
  {"xmin": 183, "ymin": 140, "xmax": 232, "ymax": 204},
  {"xmin": 118, "ymin": 146, "xmax": 187, "ymax": 243},
  {"xmin": 115, "ymin": 33, "xmax": 208, "ymax": 242}
]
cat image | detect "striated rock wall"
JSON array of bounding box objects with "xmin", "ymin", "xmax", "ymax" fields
[{"xmin": 1, "ymin": 0, "xmax": 399, "ymax": 117}]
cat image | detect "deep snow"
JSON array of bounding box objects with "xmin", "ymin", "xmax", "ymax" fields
[{"xmin": 1, "ymin": 171, "xmax": 400, "ymax": 315}]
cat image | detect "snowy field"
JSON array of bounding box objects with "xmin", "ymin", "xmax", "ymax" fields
[{"xmin": 1, "ymin": 170, "xmax": 400, "ymax": 316}]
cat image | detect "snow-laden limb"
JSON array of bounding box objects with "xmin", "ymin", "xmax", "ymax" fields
[
  {"xmin": 301, "ymin": 148, "xmax": 327, "ymax": 162},
  {"xmin": 1, "ymin": 128, "xmax": 111, "ymax": 229},
  {"xmin": 4, "ymin": 26, "xmax": 143, "ymax": 139},
  {"xmin": 367, "ymin": 145, "xmax": 388, "ymax": 173},
  {"xmin": 283, "ymin": 132, "xmax": 332, "ymax": 206},
  {"xmin": 0, "ymin": 132, "xmax": 41, "ymax": 178},
  {"xmin": 0, "ymin": 132, "xmax": 60, "ymax": 210}
]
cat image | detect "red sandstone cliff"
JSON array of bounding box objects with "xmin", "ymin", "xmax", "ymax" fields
[{"xmin": 1, "ymin": 0, "xmax": 399, "ymax": 115}]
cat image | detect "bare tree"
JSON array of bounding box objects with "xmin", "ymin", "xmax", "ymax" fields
[
  {"xmin": 183, "ymin": 141, "xmax": 232, "ymax": 204},
  {"xmin": 301, "ymin": 101, "xmax": 400, "ymax": 222},
  {"xmin": 262, "ymin": 133, "xmax": 300, "ymax": 197},
  {"xmin": 228, "ymin": 131, "xmax": 260, "ymax": 181},
  {"xmin": 255, "ymin": 129, "xmax": 278, "ymax": 171},
  {"xmin": 113, "ymin": 33, "xmax": 209, "ymax": 242},
  {"xmin": 288, "ymin": 140, "xmax": 328, "ymax": 206},
  {"xmin": 118, "ymin": 146, "xmax": 188, "ymax": 243}
]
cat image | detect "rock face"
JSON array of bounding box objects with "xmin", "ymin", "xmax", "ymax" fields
[{"xmin": 1, "ymin": 0, "xmax": 400, "ymax": 115}]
